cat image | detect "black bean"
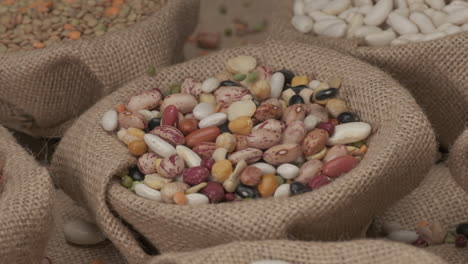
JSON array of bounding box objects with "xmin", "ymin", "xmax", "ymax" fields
[
  {"xmin": 129, "ymin": 167, "xmax": 145, "ymax": 182},
  {"xmin": 290, "ymin": 182, "xmax": 312, "ymax": 195},
  {"xmin": 147, "ymin": 118, "xmax": 161, "ymax": 131},
  {"xmin": 277, "ymin": 69, "xmax": 294, "ymax": 85},
  {"xmin": 337, "ymin": 112, "xmax": 360, "ymax": 124},
  {"xmin": 291, "ymin": 85, "xmax": 308, "ymax": 94},
  {"xmin": 315, "ymin": 88, "xmax": 338, "ymax": 101},
  {"xmin": 456, "ymin": 223, "xmax": 468, "ymax": 238},
  {"xmin": 289, "ymin": 95, "xmax": 305, "ymax": 105},
  {"xmin": 219, "ymin": 123, "xmax": 231, "ymax": 133},
  {"xmin": 219, "ymin": 80, "xmax": 241, "ymax": 87},
  {"xmin": 236, "ymin": 184, "xmax": 259, "ymax": 199}
]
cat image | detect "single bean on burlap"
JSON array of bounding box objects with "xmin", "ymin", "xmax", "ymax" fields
[
  {"xmin": 449, "ymin": 129, "xmax": 468, "ymax": 195},
  {"xmin": 372, "ymin": 164, "xmax": 468, "ymax": 264},
  {"xmin": 0, "ymin": 125, "xmax": 54, "ymax": 264},
  {"xmin": 51, "ymin": 40, "xmax": 436, "ymax": 264},
  {"xmin": 0, "ymin": 0, "xmax": 199, "ymax": 138},
  {"xmin": 149, "ymin": 239, "xmax": 447, "ymax": 264},
  {"xmin": 270, "ymin": 0, "xmax": 468, "ymax": 148}
]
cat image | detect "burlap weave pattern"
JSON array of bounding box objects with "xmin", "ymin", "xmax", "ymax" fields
[
  {"xmin": 0, "ymin": 126, "xmax": 54, "ymax": 264},
  {"xmin": 270, "ymin": 0, "xmax": 468, "ymax": 148},
  {"xmin": 449, "ymin": 129, "xmax": 468, "ymax": 195},
  {"xmin": 373, "ymin": 164, "xmax": 468, "ymax": 264},
  {"xmin": 149, "ymin": 239, "xmax": 447, "ymax": 264},
  {"xmin": 51, "ymin": 40, "xmax": 436, "ymax": 263},
  {"xmin": 45, "ymin": 190, "xmax": 126, "ymax": 264},
  {"xmin": 0, "ymin": 0, "xmax": 199, "ymax": 138}
]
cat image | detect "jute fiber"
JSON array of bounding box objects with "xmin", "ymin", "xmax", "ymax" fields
[
  {"xmin": 270, "ymin": 0, "xmax": 468, "ymax": 148},
  {"xmin": 373, "ymin": 164, "xmax": 468, "ymax": 264},
  {"xmin": 449, "ymin": 129, "xmax": 468, "ymax": 195},
  {"xmin": 45, "ymin": 190, "xmax": 126, "ymax": 264},
  {"xmin": 0, "ymin": 0, "xmax": 199, "ymax": 138},
  {"xmin": 0, "ymin": 125, "xmax": 54, "ymax": 264},
  {"xmin": 149, "ymin": 239, "xmax": 447, "ymax": 264},
  {"xmin": 51, "ymin": 40, "xmax": 436, "ymax": 263}
]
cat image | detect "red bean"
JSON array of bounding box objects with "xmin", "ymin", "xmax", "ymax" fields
[
  {"xmin": 185, "ymin": 126, "xmax": 221, "ymax": 148},
  {"xmin": 322, "ymin": 155, "xmax": 359, "ymax": 178},
  {"xmin": 162, "ymin": 105, "xmax": 179, "ymax": 127}
]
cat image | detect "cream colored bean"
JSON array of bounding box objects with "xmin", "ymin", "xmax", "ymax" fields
[
  {"xmin": 444, "ymin": 25, "xmax": 461, "ymax": 35},
  {"xmin": 199, "ymin": 113, "xmax": 228, "ymax": 128},
  {"xmin": 294, "ymin": 0, "xmax": 306, "ymax": 15},
  {"xmin": 409, "ymin": 3, "xmax": 428, "ymax": 12},
  {"xmin": 354, "ymin": 25, "xmax": 383, "ymax": 38},
  {"xmin": 305, "ymin": 0, "xmax": 330, "ymax": 13},
  {"xmin": 347, "ymin": 13, "xmax": 364, "ymax": 38},
  {"xmin": 399, "ymin": 32, "xmax": 424, "ymax": 41},
  {"xmin": 393, "ymin": 8, "xmax": 410, "ymax": 17},
  {"xmin": 339, "ymin": 7, "xmax": 359, "ymax": 21},
  {"xmin": 365, "ymin": 30, "xmax": 396, "ymax": 46},
  {"xmin": 291, "ymin": 15, "xmax": 315, "ymax": 33},
  {"xmin": 322, "ymin": 0, "xmax": 352, "ymax": 15},
  {"xmin": 308, "ymin": 11, "xmax": 337, "ymax": 21},
  {"xmin": 387, "ymin": 12, "xmax": 419, "ymax": 35},
  {"xmin": 447, "ymin": 8, "xmax": 468, "ymax": 25},
  {"xmin": 357, "ymin": 5, "xmax": 373, "ymax": 15},
  {"xmin": 322, "ymin": 22, "xmax": 348, "ymax": 37},
  {"xmin": 395, "ymin": 0, "xmax": 408, "ymax": 9},
  {"xmin": 409, "ymin": 12, "xmax": 436, "ymax": 33},
  {"xmin": 213, "ymin": 147, "xmax": 229, "ymax": 162},
  {"xmin": 462, "ymin": 23, "xmax": 468, "ymax": 31},
  {"xmin": 422, "ymin": 31, "xmax": 446, "ymax": 41},
  {"xmin": 391, "ymin": 38, "xmax": 410, "ymax": 45},
  {"xmin": 144, "ymin": 134, "xmax": 176, "ymax": 158},
  {"xmin": 251, "ymin": 162, "xmax": 276, "ymax": 175},
  {"xmin": 353, "ymin": 0, "xmax": 372, "ymax": 7},
  {"xmin": 364, "ymin": 0, "xmax": 394, "ymax": 26},
  {"xmin": 176, "ymin": 145, "xmax": 201, "ymax": 168},
  {"xmin": 430, "ymin": 10, "xmax": 448, "ymax": 27},
  {"xmin": 444, "ymin": 2, "xmax": 468, "ymax": 14}
]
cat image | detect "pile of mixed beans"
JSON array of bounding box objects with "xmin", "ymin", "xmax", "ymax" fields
[
  {"xmin": 101, "ymin": 55, "xmax": 372, "ymax": 205},
  {"xmin": 0, "ymin": 0, "xmax": 167, "ymax": 52}
]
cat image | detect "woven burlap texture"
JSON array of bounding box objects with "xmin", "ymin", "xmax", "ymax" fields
[
  {"xmin": 0, "ymin": 0, "xmax": 199, "ymax": 138},
  {"xmin": 45, "ymin": 189, "xmax": 126, "ymax": 264},
  {"xmin": 372, "ymin": 164, "xmax": 468, "ymax": 264},
  {"xmin": 149, "ymin": 239, "xmax": 447, "ymax": 264},
  {"xmin": 51, "ymin": 40, "xmax": 437, "ymax": 263},
  {"xmin": 0, "ymin": 126, "xmax": 54, "ymax": 264},
  {"xmin": 449, "ymin": 129, "xmax": 468, "ymax": 195},
  {"xmin": 270, "ymin": 0, "xmax": 468, "ymax": 148}
]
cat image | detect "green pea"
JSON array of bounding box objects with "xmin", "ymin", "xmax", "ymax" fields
[
  {"xmin": 252, "ymin": 22, "xmax": 265, "ymax": 32},
  {"xmin": 224, "ymin": 28, "xmax": 232, "ymax": 37},
  {"xmin": 445, "ymin": 231, "xmax": 456, "ymax": 243},
  {"xmin": 120, "ymin": 175, "xmax": 133, "ymax": 189},
  {"xmin": 350, "ymin": 141, "xmax": 365, "ymax": 148},
  {"xmin": 146, "ymin": 65, "xmax": 157, "ymax": 76},
  {"xmin": 130, "ymin": 181, "xmax": 141, "ymax": 192},
  {"xmin": 275, "ymin": 175, "xmax": 285, "ymax": 185},
  {"xmin": 246, "ymin": 71, "xmax": 259, "ymax": 83},
  {"xmin": 169, "ymin": 83, "xmax": 181, "ymax": 94},
  {"xmin": 233, "ymin": 73, "xmax": 246, "ymax": 82}
]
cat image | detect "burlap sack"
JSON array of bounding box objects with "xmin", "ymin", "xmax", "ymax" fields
[
  {"xmin": 0, "ymin": 0, "xmax": 199, "ymax": 138},
  {"xmin": 45, "ymin": 190, "xmax": 126, "ymax": 264},
  {"xmin": 372, "ymin": 164, "xmax": 468, "ymax": 264},
  {"xmin": 150, "ymin": 239, "xmax": 447, "ymax": 264},
  {"xmin": 51, "ymin": 40, "xmax": 437, "ymax": 263},
  {"xmin": 0, "ymin": 125, "xmax": 54, "ymax": 263},
  {"xmin": 271, "ymin": 0, "xmax": 468, "ymax": 148},
  {"xmin": 449, "ymin": 129, "xmax": 468, "ymax": 194}
]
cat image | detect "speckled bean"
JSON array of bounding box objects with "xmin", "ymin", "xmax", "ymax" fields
[
  {"xmin": 228, "ymin": 148, "xmax": 263, "ymax": 164},
  {"xmin": 282, "ymin": 121, "xmax": 306, "ymax": 144},
  {"xmin": 295, "ymin": 159, "xmax": 323, "ymax": 184},
  {"xmin": 263, "ymin": 144, "xmax": 303, "ymax": 165},
  {"xmin": 160, "ymin": 93, "xmax": 198, "ymax": 114},
  {"xmin": 149, "ymin": 125, "xmax": 185, "ymax": 146},
  {"xmin": 247, "ymin": 129, "xmax": 282, "ymax": 149}
]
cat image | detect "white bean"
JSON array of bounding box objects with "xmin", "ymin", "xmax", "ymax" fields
[
  {"xmin": 365, "ymin": 29, "xmax": 397, "ymax": 46},
  {"xmin": 144, "ymin": 134, "xmax": 176, "ymax": 158},
  {"xmin": 422, "ymin": 31, "xmax": 446, "ymax": 41},
  {"xmin": 395, "ymin": 0, "xmax": 408, "ymax": 9},
  {"xmin": 391, "ymin": 37, "xmax": 410, "ymax": 45},
  {"xmin": 101, "ymin": 110, "xmax": 118, "ymax": 132},
  {"xmin": 176, "ymin": 145, "xmax": 201, "ymax": 168},
  {"xmin": 430, "ymin": 10, "xmax": 448, "ymax": 27},
  {"xmin": 462, "ymin": 23, "xmax": 468, "ymax": 31},
  {"xmin": 354, "ymin": 25, "xmax": 383, "ymax": 38},
  {"xmin": 186, "ymin": 193, "xmax": 209, "ymax": 205},
  {"xmin": 291, "ymin": 15, "xmax": 315, "ymax": 33},
  {"xmin": 399, "ymin": 33, "xmax": 424, "ymax": 41},
  {"xmin": 424, "ymin": 0, "xmax": 444, "ymax": 10},
  {"xmin": 305, "ymin": 0, "xmax": 330, "ymax": 13},
  {"xmin": 313, "ymin": 19, "xmax": 345, "ymax": 34},
  {"xmin": 437, "ymin": 22, "xmax": 453, "ymax": 31},
  {"xmin": 322, "ymin": 0, "xmax": 352, "ymax": 15},
  {"xmin": 321, "ymin": 22, "xmax": 348, "ymax": 37},
  {"xmin": 393, "ymin": 8, "xmax": 410, "ymax": 17},
  {"xmin": 364, "ymin": 0, "xmax": 394, "ymax": 26},
  {"xmin": 387, "ymin": 12, "xmax": 419, "ymax": 35},
  {"xmin": 357, "ymin": 5, "xmax": 373, "ymax": 14},
  {"xmin": 447, "ymin": 8, "xmax": 468, "ymax": 25},
  {"xmin": 308, "ymin": 11, "xmax": 337, "ymax": 21},
  {"xmin": 347, "ymin": 13, "xmax": 364, "ymax": 38},
  {"xmin": 339, "ymin": 7, "xmax": 359, "ymax": 21},
  {"xmin": 409, "ymin": 3, "xmax": 428, "ymax": 12},
  {"xmin": 353, "ymin": 0, "xmax": 372, "ymax": 7},
  {"xmin": 251, "ymin": 162, "xmax": 276, "ymax": 175},
  {"xmin": 294, "ymin": 0, "xmax": 306, "ymax": 15},
  {"xmin": 444, "ymin": 2, "xmax": 468, "ymax": 14},
  {"xmin": 135, "ymin": 183, "xmax": 162, "ymax": 201},
  {"xmin": 444, "ymin": 25, "xmax": 462, "ymax": 35},
  {"xmin": 199, "ymin": 113, "xmax": 228, "ymax": 128},
  {"xmin": 409, "ymin": 12, "xmax": 436, "ymax": 33}
]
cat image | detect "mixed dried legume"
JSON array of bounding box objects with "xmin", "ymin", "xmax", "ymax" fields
[{"xmin": 102, "ymin": 55, "xmax": 372, "ymax": 205}]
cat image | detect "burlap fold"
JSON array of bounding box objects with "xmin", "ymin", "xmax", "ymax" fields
[
  {"xmin": 51, "ymin": 40, "xmax": 437, "ymax": 263},
  {"xmin": 45, "ymin": 190, "xmax": 126, "ymax": 264},
  {"xmin": 149, "ymin": 239, "xmax": 447, "ymax": 264},
  {"xmin": 271, "ymin": 0, "xmax": 468, "ymax": 148},
  {"xmin": 0, "ymin": 0, "xmax": 199, "ymax": 138},
  {"xmin": 0, "ymin": 126, "xmax": 54, "ymax": 263},
  {"xmin": 449, "ymin": 129, "xmax": 468, "ymax": 195},
  {"xmin": 372, "ymin": 164, "xmax": 468, "ymax": 264}
]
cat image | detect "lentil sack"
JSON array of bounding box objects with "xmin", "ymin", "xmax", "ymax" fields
[
  {"xmin": 371, "ymin": 164, "xmax": 468, "ymax": 264},
  {"xmin": 270, "ymin": 0, "xmax": 468, "ymax": 148},
  {"xmin": 449, "ymin": 129, "xmax": 468, "ymax": 194},
  {"xmin": 0, "ymin": 125, "xmax": 54, "ymax": 263},
  {"xmin": 51, "ymin": 40, "xmax": 436, "ymax": 263},
  {"xmin": 150, "ymin": 239, "xmax": 447, "ymax": 264},
  {"xmin": 0, "ymin": 0, "xmax": 199, "ymax": 138},
  {"xmin": 45, "ymin": 190, "xmax": 126, "ymax": 264}
]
